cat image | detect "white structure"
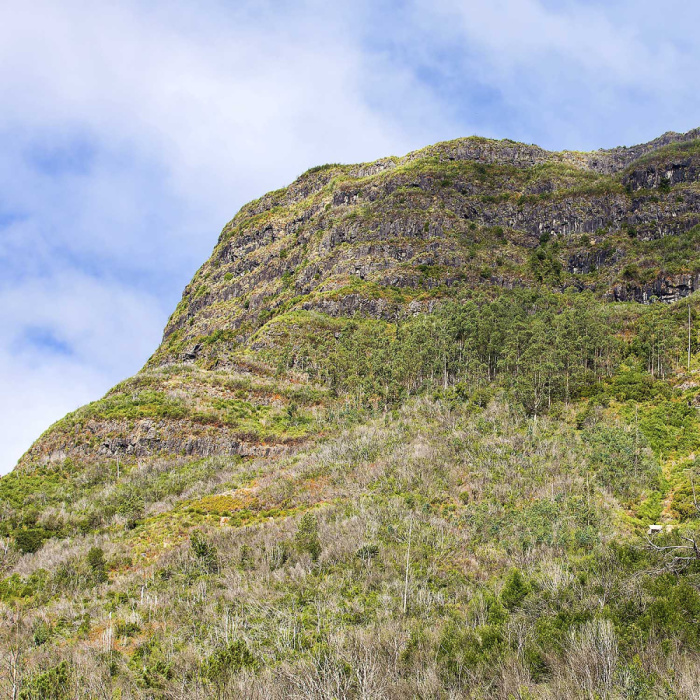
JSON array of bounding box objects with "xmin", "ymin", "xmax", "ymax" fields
[{"xmin": 648, "ymin": 524, "xmax": 663, "ymax": 535}]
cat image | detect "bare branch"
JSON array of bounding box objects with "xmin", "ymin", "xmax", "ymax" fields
[{"xmin": 644, "ymin": 536, "xmax": 695, "ymax": 553}]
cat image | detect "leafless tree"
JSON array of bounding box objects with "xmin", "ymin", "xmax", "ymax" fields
[
  {"xmin": 646, "ymin": 473, "xmax": 700, "ymax": 573},
  {"xmin": 0, "ymin": 606, "xmax": 26, "ymax": 700}
]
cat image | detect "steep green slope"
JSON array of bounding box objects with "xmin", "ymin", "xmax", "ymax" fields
[
  {"xmin": 17, "ymin": 129, "xmax": 700, "ymax": 477},
  {"xmin": 2, "ymin": 130, "xmax": 700, "ymax": 698}
]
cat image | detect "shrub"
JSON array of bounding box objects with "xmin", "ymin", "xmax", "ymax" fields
[
  {"xmin": 438, "ymin": 620, "xmax": 506, "ymax": 682},
  {"xmin": 639, "ymin": 401, "xmax": 700, "ymax": 456},
  {"xmin": 116, "ymin": 491, "xmax": 145, "ymax": 530},
  {"xmin": 129, "ymin": 638, "xmax": 173, "ymax": 688},
  {"xmin": 32, "ymin": 620, "xmax": 51, "ymax": 646},
  {"xmin": 584, "ymin": 424, "xmax": 660, "ymax": 499},
  {"xmin": 202, "ymin": 639, "xmax": 257, "ymax": 681},
  {"xmin": 670, "ymin": 474, "xmax": 700, "ymax": 521},
  {"xmin": 116, "ymin": 621, "xmax": 141, "ymax": 637},
  {"xmin": 83, "ymin": 390, "xmax": 187, "ymax": 421},
  {"xmin": 500, "ymin": 568, "xmax": 530, "ymax": 610},
  {"xmin": 295, "ymin": 512, "xmax": 321, "ymax": 561},
  {"xmin": 15, "ymin": 528, "xmax": 47, "ymax": 554},
  {"xmin": 355, "ymin": 544, "xmax": 379, "ymax": 562},
  {"xmin": 18, "ymin": 661, "xmax": 69, "ymax": 700},
  {"xmin": 302, "ymin": 163, "xmax": 342, "ymax": 176},
  {"xmin": 622, "ymin": 264, "xmax": 639, "ymax": 280},
  {"xmin": 607, "ymin": 370, "xmax": 668, "ymax": 403},
  {"xmin": 190, "ymin": 531, "xmax": 219, "ymax": 573},
  {"xmin": 240, "ymin": 544, "xmax": 255, "ymax": 570},
  {"xmin": 77, "ymin": 613, "xmax": 91, "ymax": 638},
  {"xmin": 529, "ymin": 246, "xmax": 561, "ymax": 283},
  {"xmin": 86, "ymin": 546, "xmax": 108, "ymax": 583}
]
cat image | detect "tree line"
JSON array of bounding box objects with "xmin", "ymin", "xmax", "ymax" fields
[{"xmin": 280, "ymin": 289, "xmax": 697, "ymax": 415}]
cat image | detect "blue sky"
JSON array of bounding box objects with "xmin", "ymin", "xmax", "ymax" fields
[{"xmin": 1, "ymin": 0, "xmax": 699, "ymax": 473}]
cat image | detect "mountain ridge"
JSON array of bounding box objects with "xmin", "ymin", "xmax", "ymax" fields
[
  {"xmin": 3, "ymin": 127, "xmax": 700, "ymax": 698},
  {"xmin": 15, "ymin": 128, "xmax": 700, "ymax": 472},
  {"xmin": 157, "ymin": 127, "xmax": 700, "ymax": 365}
]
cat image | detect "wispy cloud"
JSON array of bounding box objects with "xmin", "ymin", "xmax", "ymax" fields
[
  {"xmin": 404, "ymin": 0, "xmax": 699, "ymax": 148},
  {"xmin": 0, "ymin": 0, "xmax": 698, "ymax": 472}
]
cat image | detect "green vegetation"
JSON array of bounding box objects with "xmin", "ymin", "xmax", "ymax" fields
[
  {"xmin": 69, "ymin": 390, "xmax": 189, "ymax": 423},
  {"xmin": 295, "ymin": 512, "xmax": 321, "ymax": 561},
  {"xmin": 267, "ymin": 290, "xmax": 633, "ymax": 414},
  {"xmin": 4, "ymin": 131, "xmax": 700, "ymax": 697},
  {"xmin": 632, "ymin": 224, "xmax": 700, "ymax": 275},
  {"xmin": 18, "ymin": 661, "xmax": 69, "ymax": 700},
  {"xmin": 6, "ymin": 291, "xmax": 700, "ymax": 697},
  {"xmin": 86, "ymin": 546, "xmax": 108, "ymax": 583},
  {"xmin": 631, "ymin": 138, "xmax": 700, "ymax": 168},
  {"xmin": 190, "ymin": 530, "xmax": 219, "ymax": 573},
  {"xmin": 2, "ymin": 388, "xmax": 698, "ymax": 696},
  {"xmin": 301, "ymin": 162, "xmax": 344, "ymax": 176}
]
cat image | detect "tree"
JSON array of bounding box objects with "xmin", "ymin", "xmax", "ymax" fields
[
  {"xmin": 500, "ymin": 568, "xmax": 530, "ymax": 610},
  {"xmin": 14, "ymin": 529, "xmax": 45, "ymax": 555},
  {"xmin": 295, "ymin": 512, "xmax": 321, "ymax": 561},
  {"xmin": 190, "ymin": 531, "xmax": 219, "ymax": 574},
  {"xmin": 86, "ymin": 547, "xmax": 108, "ymax": 584},
  {"xmin": 646, "ymin": 476, "xmax": 700, "ymax": 573}
]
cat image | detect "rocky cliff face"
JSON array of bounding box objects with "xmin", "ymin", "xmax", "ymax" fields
[
  {"xmin": 8, "ymin": 128, "xmax": 700, "ymax": 699},
  {"xmin": 155, "ymin": 130, "xmax": 700, "ymax": 367},
  {"xmin": 16, "ymin": 128, "xmax": 700, "ymax": 471}
]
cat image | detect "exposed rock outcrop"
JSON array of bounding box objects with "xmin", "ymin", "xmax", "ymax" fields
[{"xmin": 16, "ymin": 127, "xmax": 700, "ymax": 471}]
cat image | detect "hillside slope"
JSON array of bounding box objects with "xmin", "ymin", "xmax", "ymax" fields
[
  {"xmin": 18, "ymin": 128, "xmax": 700, "ymax": 477},
  {"xmin": 2, "ymin": 129, "xmax": 700, "ymax": 698}
]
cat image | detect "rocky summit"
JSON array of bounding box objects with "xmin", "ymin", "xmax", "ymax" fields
[{"xmin": 3, "ymin": 129, "xmax": 700, "ymax": 698}]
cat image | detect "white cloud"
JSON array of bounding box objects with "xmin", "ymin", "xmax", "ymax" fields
[
  {"xmin": 407, "ymin": 0, "xmax": 700, "ymax": 148},
  {"xmin": 0, "ymin": 273, "xmax": 165, "ymax": 472},
  {"xmin": 0, "ymin": 0, "xmax": 454, "ymax": 473}
]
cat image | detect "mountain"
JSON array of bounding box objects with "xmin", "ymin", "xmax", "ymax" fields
[{"xmin": 2, "ymin": 129, "xmax": 700, "ymax": 698}]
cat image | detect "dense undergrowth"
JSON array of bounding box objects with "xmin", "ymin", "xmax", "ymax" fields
[
  {"xmin": 2, "ymin": 287, "xmax": 700, "ymax": 698},
  {"xmin": 8, "ymin": 130, "xmax": 700, "ymax": 698},
  {"xmin": 1, "ymin": 397, "xmax": 699, "ymax": 698}
]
